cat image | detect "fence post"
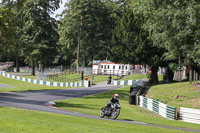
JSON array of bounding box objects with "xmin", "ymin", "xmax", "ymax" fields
[
  {"xmin": 136, "ymin": 96, "xmax": 139, "ymax": 105},
  {"xmin": 175, "ymin": 107, "xmax": 178, "ymax": 120}
]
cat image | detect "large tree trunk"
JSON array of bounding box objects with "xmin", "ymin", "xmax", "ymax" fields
[
  {"xmin": 167, "ymin": 67, "xmax": 174, "ymax": 82},
  {"xmin": 31, "ymin": 60, "xmax": 35, "ymax": 76},
  {"xmin": 77, "ymin": 35, "xmax": 80, "ymax": 72},
  {"xmin": 41, "ymin": 64, "xmax": 44, "ymax": 73},
  {"xmin": 150, "ymin": 66, "xmax": 159, "ymax": 84},
  {"xmin": 16, "ymin": 56, "xmax": 20, "ymax": 72}
]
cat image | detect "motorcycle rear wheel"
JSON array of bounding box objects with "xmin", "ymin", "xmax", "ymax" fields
[{"xmin": 99, "ymin": 110, "xmax": 105, "ymax": 118}]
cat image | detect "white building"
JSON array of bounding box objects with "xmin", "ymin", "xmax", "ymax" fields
[{"xmin": 92, "ymin": 60, "xmax": 133, "ymax": 76}]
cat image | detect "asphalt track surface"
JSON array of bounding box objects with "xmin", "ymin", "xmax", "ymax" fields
[{"xmin": 0, "ymin": 82, "xmax": 200, "ymax": 132}]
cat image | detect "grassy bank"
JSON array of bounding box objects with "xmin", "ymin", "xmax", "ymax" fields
[
  {"xmin": 0, "ymin": 107, "xmax": 185, "ymax": 133},
  {"xmin": 120, "ymin": 74, "xmax": 163, "ymax": 81},
  {"xmin": 54, "ymin": 86, "xmax": 200, "ymax": 130},
  {"xmin": 146, "ymin": 82, "xmax": 200, "ymax": 109},
  {"xmin": 24, "ymin": 74, "xmax": 118, "ymax": 84},
  {"xmin": 0, "ymin": 76, "xmax": 63, "ymax": 92}
]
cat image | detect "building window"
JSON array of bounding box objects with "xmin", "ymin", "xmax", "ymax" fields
[
  {"xmin": 119, "ymin": 66, "xmax": 121, "ymax": 69},
  {"xmin": 104, "ymin": 65, "xmax": 106, "ymax": 69},
  {"xmin": 122, "ymin": 66, "xmax": 124, "ymax": 70},
  {"xmin": 108, "ymin": 65, "xmax": 109, "ymax": 69},
  {"xmin": 101, "ymin": 65, "xmax": 103, "ymax": 68},
  {"xmin": 126, "ymin": 66, "xmax": 128, "ymax": 70},
  {"xmin": 113, "ymin": 66, "xmax": 115, "ymax": 69}
]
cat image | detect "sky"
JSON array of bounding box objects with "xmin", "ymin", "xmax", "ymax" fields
[{"xmin": 51, "ymin": 0, "xmax": 67, "ymax": 20}]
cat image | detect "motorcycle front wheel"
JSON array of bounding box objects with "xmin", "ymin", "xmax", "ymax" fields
[{"xmin": 111, "ymin": 109, "xmax": 120, "ymax": 119}]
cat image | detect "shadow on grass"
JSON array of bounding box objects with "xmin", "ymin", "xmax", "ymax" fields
[{"xmin": 121, "ymin": 119, "xmax": 134, "ymax": 122}]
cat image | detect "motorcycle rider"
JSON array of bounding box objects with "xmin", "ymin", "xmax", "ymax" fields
[{"xmin": 101, "ymin": 94, "xmax": 119, "ymax": 112}]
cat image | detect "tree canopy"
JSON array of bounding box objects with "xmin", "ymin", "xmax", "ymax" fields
[{"xmin": 1, "ymin": 0, "xmax": 200, "ymax": 82}]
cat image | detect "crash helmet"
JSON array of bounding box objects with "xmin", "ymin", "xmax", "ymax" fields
[{"xmin": 114, "ymin": 94, "xmax": 119, "ymax": 98}]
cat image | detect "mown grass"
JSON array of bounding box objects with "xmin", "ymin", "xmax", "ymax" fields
[
  {"xmin": 146, "ymin": 82, "xmax": 200, "ymax": 109},
  {"xmin": 0, "ymin": 107, "xmax": 188, "ymax": 133},
  {"xmin": 90, "ymin": 75, "xmax": 118, "ymax": 84},
  {"xmin": 120, "ymin": 74, "xmax": 163, "ymax": 81},
  {"xmin": 23, "ymin": 74, "xmax": 81, "ymax": 81},
  {"xmin": 0, "ymin": 76, "xmax": 64, "ymax": 92},
  {"xmin": 55, "ymin": 86, "xmax": 200, "ymax": 131},
  {"xmin": 24, "ymin": 74, "xmax": 118, "ymax": 84}
]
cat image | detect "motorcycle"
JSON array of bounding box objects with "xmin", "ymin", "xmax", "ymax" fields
[{"xmin": 99, "ymin": 103, "xmax": 121, "ymax": 119}]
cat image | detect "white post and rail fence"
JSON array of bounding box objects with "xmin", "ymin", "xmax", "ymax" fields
[
  {"xmin": 0, "ymin": 71, "xmax": 90, "ymax": 87},
  {"xmin": 113, "ymin": 79, "xmax": 200, "ymax": 124},
  {"xmin": 180, "ymin": 107, "xmax": 200, "ymax": 124},
  {"xmin": 138, "ymin": 96, "xmax": 200, "ymax": 124},
  {"xmin": 139, "ymin": 96, "xmax": 177, "ymax": 120}
]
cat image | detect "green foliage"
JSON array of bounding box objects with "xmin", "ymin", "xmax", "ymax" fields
[
  {"xmin": 110, "ymin": 0, "xmax": 167, "ymax": 83},
  {"xmin": 134, "ymin": 0, "xmax": 200, "ymax": 67},
  {"xmin": 1, "ymin": 0, "xmax": 200, "ymax": 80},
  {"xmin": 58, "ymin": 0, "xmax": 114, "ymax": 66},
  {"xmin": 0, "ymin": 6, "xmax": 17, "ymax": 57},
  {"xmin": 20, "ymin": 0, "xmax": 60, "ymax": 68},
  {"xmin": 0, "ymin": 0, "xmax": 26, "ymax": 63}
]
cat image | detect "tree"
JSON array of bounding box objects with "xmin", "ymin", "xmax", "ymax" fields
[
  {"xmin": 134, "ymin": 0, "xmax": 200, "ymax": 73},
  {"xmin": 110, "ymin": 0, "xmax": 167, "ymax": 83},
  {"xmin": 59, "ymin": 0, "xmax": 113, "ymax": 70},
  {"xmin": 0, "ymin": 4, "xmax": 17, "ymax": 60},
  {"xmin": 0, "ymin": 0, "xmax": 27, "ymax": 72},
  {"xmin": 20, "ymin": 0, "xmax": 60, "ymax": 75}
]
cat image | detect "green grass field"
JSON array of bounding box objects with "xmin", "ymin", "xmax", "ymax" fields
[
  {"xmin": 0, "ymin": 107, "xmax": 192, "ymax": 133},
  {"xmin": 120, "ymin": 74, "xmax": 163, "ymax": 81},
  {"xmin": 0, "ymin": 76, "xmax": 63, "ymax": 92},
  {"xmin": 24, "ymin": 74, "xmax": 118, "ymax": 84},
  {"xmin": 54, "ymin": 86, "xmax": 200, "ymax": 131},
  {"xmin": 0, "ymin": 74, "xmax": 200, "ymax": 132},
  {"xmin": 146, "ymin": 82, "xmax": 200, "ymax": 109}
]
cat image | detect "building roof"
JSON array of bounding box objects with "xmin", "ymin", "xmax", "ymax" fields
[{"xmin": 101, "ymin": 60, "xmax": 113, "ymax": 64}]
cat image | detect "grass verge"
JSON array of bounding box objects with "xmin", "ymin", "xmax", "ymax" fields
[
  {"xmin": 24, "ymin": 74, "xmax": 118, "ymax": 84},
  {"xmin": 120, "ymin": 74, "xmax": 163, "ymax": 81},
  {"xmin": 0, "ymin": 76, "xmax": 64, "ymax": 92},
  {"xmin": 54, "ymin": 86, "xmax": 200, "ymax": 131},
  {"xmin": 0, "ymin": 107, "xmax": 191, "ymax": 133},
  {"xmin": 146, "ymin": 82, "xmax": 200, "ymax": 109}
]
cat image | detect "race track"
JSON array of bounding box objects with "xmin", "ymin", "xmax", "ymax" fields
[{"xmin": 0, "ymin": 82, "xmax": 199, "ymax": 132}]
